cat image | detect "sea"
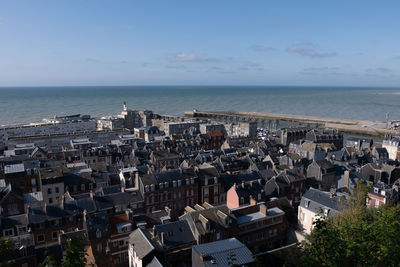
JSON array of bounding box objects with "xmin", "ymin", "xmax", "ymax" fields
[{"xmin": 0, "ymin": 86, "xmax": 400, "ymax": 126}]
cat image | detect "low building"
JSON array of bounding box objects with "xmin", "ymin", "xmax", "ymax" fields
[
  {"xmin": 192, "ymin": 238, "xmax": 254, "ymax": 267},
  {"xmin": 366, "ymin": 181, "xmax": 398, "ymax": 208},
  {"xmin": 298, "ymin": 188, "xmax": 344, "ymax": 235},
  {"xmin": 231, "ymin": 202, "xmax": 287, "ymax": 252}
]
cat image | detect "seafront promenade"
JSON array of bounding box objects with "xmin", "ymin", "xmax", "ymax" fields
[{"xmin": 185, "ymin": 110, "xmax": 399, "ymax": 137}]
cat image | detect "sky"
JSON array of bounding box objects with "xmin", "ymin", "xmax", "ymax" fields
[{"xmin": 0, "ymin": 1, "xmax": 400, "ymax": 87}]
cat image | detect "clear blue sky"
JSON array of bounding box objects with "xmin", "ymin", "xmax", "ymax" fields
[{"xmin": 1, "ymin": 1, "xmax": 400, "ymax": 86}]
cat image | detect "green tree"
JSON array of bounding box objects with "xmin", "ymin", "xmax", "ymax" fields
[
  {"xmin": 39, "ymin": 250, "xmax": 58, "ymax": 267},
  {"xmin": 0, "ymin": 238, "xmax": 16, "ymax": 267},
  {"xmin": 62, "ymin": 239, "xmax": 87, "ymax": 267},
  {"xmin": 298, "ymin": 183, "xmax": 400, "ymax": 267}
]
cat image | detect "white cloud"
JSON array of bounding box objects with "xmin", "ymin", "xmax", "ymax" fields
[
  {"xmin": 170, "ymin": 53, "xmax": 219, "ymax": 62},
  {"xmin": 287, "ymin": 41, "xmax": 336, "ymax": 58}
]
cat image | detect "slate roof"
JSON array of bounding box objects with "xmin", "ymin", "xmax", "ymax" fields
[
  {"xmin": 192, "ymin": 238, "xmax": 254, "ymax": 267},
  {"xmin": 300, "ymin": 188, "xmax": 344, "ymax": 215},
  {"xmin": 28, "ymin": 204, "xmax": 76, "ymax": 224},
  {"xmin": 155, "ymin": 220, "xmax": 195, "ymax": 249},
  {"xmin": 129, "ymin": 228, "xmax": 155, "ymax": 259},
  {"xmin": 86, "ymin": 212, "xmax": 110, "ymax": 231},
  {"xmin": 95, "ymin": 190, "xmax": 143, "ymax": 210},
  {"xmin": 147, "ymin": 256, "xmax": 163, "ymax": 267},
  {"xmin": 65, "ymin": 196, "xmax": 97, "ymax": 213},
  {"xmin": 1, "ymin": 214, "xmax": 28, "ymax": 229},
  {"xmin": 221, "ymin": 171, "xmax": 263, "ymax": 191}
]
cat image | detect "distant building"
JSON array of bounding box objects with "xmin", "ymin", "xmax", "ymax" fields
[
  {"xmin": 382, "ymin": 137, "xmax": 400, "ymax": 161},
  {"xmin": 97, "ymin": 117, "xmax": 125, "ymax": 131},
  {"xmin": 229, "ymin": 122, "xmax": 257, "ymax": 138},
  {"xmin": 305, "ymin": 129, "xmax": 343, "ymax": 149}
]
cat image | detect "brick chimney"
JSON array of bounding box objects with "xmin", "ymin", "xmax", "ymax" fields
[
  {"xmin": 259, "ymin": 204, "xmax": 267, "ymax": 215},
  {"xmin": 344, "ymin": 170, "xmax": 350, "ymax": 189},
  {"xmin": 250, "ymin": 197, "xmax": 257, "ymax": 206}
]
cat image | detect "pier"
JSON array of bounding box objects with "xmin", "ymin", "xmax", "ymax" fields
[{"xmin": 184, "ymin": 110, "xmax": 399, "ymax": 137}]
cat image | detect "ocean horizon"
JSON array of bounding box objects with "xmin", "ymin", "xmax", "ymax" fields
[{"xmin": 1, "ymin": 85, "xmax": 400, "ymax": 126}]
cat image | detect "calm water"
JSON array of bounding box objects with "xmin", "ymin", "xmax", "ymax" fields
[{"xmin": 0, "ymin": 86, "xmax": 400, "ymax": 125}]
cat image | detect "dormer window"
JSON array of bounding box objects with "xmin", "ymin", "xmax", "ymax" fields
[
  {"xmin": 374, "ymin": 188, "xmax": 379, "ymax": 194},
  {"xmin": 323, "ymin": 208, "xmax": 330, "ymax": 217},
  {"xmin": 305, "ymin": 200, "xmax": 310, "ymax": 208}
]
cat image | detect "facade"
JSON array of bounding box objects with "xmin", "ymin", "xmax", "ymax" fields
[
  {"xmin": 140, "ymin": 168, "xmax": 198, "ymax": 217},
  {"xmin": 229, "ymin": 122, "xmax": 257, "ymax": 138},
  {"xmin": 298, "ymin": 188, "xmax": 344, "ymax": 234},
  {"xmin": 366, "ymin": 181, "xmax": 398, "ymax": 208},
  {"xmin": 306, "ymin": 160, "xmax": 336, "ymax": 191},
  {"xmin": 232, "ymin": 203, "xmax": 287, "ymax": 251}
]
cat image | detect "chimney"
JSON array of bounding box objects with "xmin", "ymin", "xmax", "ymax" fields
[
  {"xmin": 344, "ymin": 171, "xmax": 350, "ymax": 189},
  {"xmin": 241, "ymin": 181, "xmax": 245, "ymax": 189},
  {"xmin": 250, "ymin": 197, "xmax": 257, "ymax": 206},
  {"xmin": 164, "ymin": 206, "xmax": 171, "ymax": 217},
  {"xmin": 89, "ymin": 190, "xmax": 94, "ymax": 199},
  {"xmin": 330, "ymin": 187, "xmax": 337, "ymax": 198},
  {"xmin": 83, "ymin": 209, "xmax": 87, "ymax": 222},
  {"xmin": 161, "ymin": 232, "xmax": 165, "ymax": 245},
  {"xmin": 61, "ymin": 196, "xmax": 65, "ymax": 210},
  {"xmin": 135, "ymin": 172, "xmax": 139, "ymax": 189},
  {"xmin": 259, "ymin": 204, "xmax": 267, "ymax": 215},
  {"xmin": 121, "ymin": 186, "xmax": 125, "ymax": 193},
  {"xmin": 125, "ymin": 209, "xmax": 132, "ymax": 220},
  {"xmin": 152, "ymin": 225, "xmax": 156, "ymax": 238},
  {"xmin": 44, "ymin": 203, "xmax": 48, "ymax": 215},
  {"xmin": 200, "ymin": 253, "xmax": 207, "ymax": 262}
]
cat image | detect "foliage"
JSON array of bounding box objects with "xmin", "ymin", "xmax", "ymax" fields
[
  {"xmin": 62, "ymin": 238, "xmax": 87, "ymax": 267},
  {"xmin": 39, "ymin": 239, "xmax": 88, "ymax": 267},
  {"xmin": 227, "ymin": 251, "xmax": 238, "ymax": 267},
  {"xmin": 0, "ymin": 238, "xmax": 16, "ymax": 267},
  {"xmin": 299, "ymin": 184, "xmax": 400, "ymax": 267},
  {"xmin": 39, "ymin": 250, "xmax": 57, "ymax": 267}
]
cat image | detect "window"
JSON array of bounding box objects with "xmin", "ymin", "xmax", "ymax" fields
[
  {"xmin": 305, "ymin": 200, "xmax": 310, "ymax": 208},
  {"xmin": 216, "ymin": 232, "xmax": 221, "ymax": 240},
  {"xmin": 81, "ymin": 184, "xmax": 85, "ymax": 191},
  {"xmin": 375, "ymin": 200, "xmax": 380, "ymax": 208},
  {"xmin": 37, "ymin": 234, "xmax": 45, "ymax": 243},
  {"xmin": 31, "ymin": 178, "xmax": 36, "ymax": 187},
  {"xmin": 97, "ymin": 243, "xmax": 102, "ymax": 253},
  {"xmin": 48, "ymin": 188, "xmax": 52, "ymax": 194},
  {"xmin": 3, "ymin": 229, "xmax": 13, "ymax": 236},
  {"xmin": 49, "ymin": 198, "xmax": 53, "ymax": 204},
  {"xmin": 52, "ymin": 231, "xmax": 58, "ymax": 240},
  {"xmin": 96, "ymin": 230, "xmax": 102, "ymax": 239},
  {"xmin": 55, "ymin": 187, "xmax": 59, "ymax": 193}
]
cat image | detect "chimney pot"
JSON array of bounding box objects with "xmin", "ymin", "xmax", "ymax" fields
[{"xmin": 259, "ymin": 204, "xmax": 267, "ymax": 215}]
